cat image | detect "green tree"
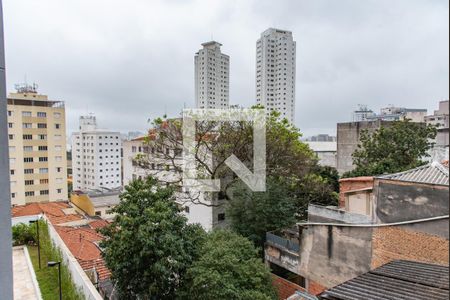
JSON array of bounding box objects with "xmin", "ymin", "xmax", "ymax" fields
[
  {"xmin": 179, "ymin": 230, "xmax": 277, "ymax": 300},
  {"xmin": 99, "ymin": 177, "xmax": 206, "ymax": 300},
  {"xmin": 226, "ymin": 176, "xmax": 297, "ymax": 250},
  {"xmin": 343, "ymin": 120, "xmax": 437, "ymax": 177},
  {"xmin": 313, "ymin": 165, "xmax": 340, "ymax": 193}
]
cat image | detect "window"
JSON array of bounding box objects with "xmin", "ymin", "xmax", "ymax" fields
[
  {"xmin": 37, "ymin": 123, "xmax": 47, "ymax": 128},
  {"xmin": 22, "ymin": 123, "xmax": 32, "ymax": 128},
  {"xmin": 55, "ymin": 156, "xmax": 62, "ymax": 162},
  {"xmin": 9, "ymin": 158, "xmax": 16, "ymax": 164},
  {"xmin": 11, "ymin": 193, "xmax": 16, "ymax": 199},
  {"xmin": 23, "ymin": 146, "xmax": 33, "ymax": 152},
  {"xmin": 55, "ymin": 145, "xmax": 62, "ymax": 151},
  {"xmin": 184, "ymin": 206, "xmax": 190, "ymax": 213},
  {"xmin": 56, "ymin": 167, "xmax": 62, "ymax": 172},
  {"xmin": 10, "ymin": 170, "xmax": 15, "ymax": 175},
  {"xmin": 38, "ymin": 146, "xmax": 48, "ymax": 151},
  {"xmin": 39, "ymin": 157, "xmax": 48, "ymax": 162},
  {"xmin": 218, "ymin": 213, "xmax": 226, "ymax": 221},
  {"xmin": 25, "ymin": 180, "xmax": 34, "ymax": 185},
  {"xmin": 40, "ymin": 179, "xmax": 49, "ymax": 184},
  {"xmin": 55, "ymin": 124, "xmax": 61, "ymax": 129},
  {"xmin": 8, "ymin": 122, "xmax": 13, "ymax": 128},
  {"xmin": 53, "ymin": 112, "xmax": 61, "ymax": 119},
  {"xmin": 9, "ymin": 134, "xmax": 14, "ymax": 140},
  {"xmin": 24, "ymin": 169, "xmax": 34, "ymax": 174},
  {"xmin": 22, "ymin": 111, "xmax": 32, "ymax": 117},
  {"xmin": 7, "ymin": 110, "xmax": 12, "ymax": 117},
  {"xmin": 54, "ymin": 135, "xmax": 62, "ymax": 140},
  {"xmin": 57, "ymin": 189, "xmax": 62, "ymax": 194},
  {"xmin": 37, "ymin": 112, "xmax": 46, "ymax": 117},
  {"xmin": 25, "ymin": 191, "xmax": 35, "ymax": 197},
  {"xmin": 23, "ymin": 134, "xmax": 33, "ymax": 140},
  {"xmin": 56, "ymin": 178, "xmax": 63, "ymax": 184},
  {"xmin": 38, "ymin": 134, "xmax": 47, "ymax": 140},
  {"xmin": 24, "ymin": 157, "xmax": 33, "ymax": 163},
  {"xmin": 95, "ymin": 211, "xmax": 102, "ymax": 216},
  {"xmin": 39, "ymin": 168, "xmax": 49, "ymax": 174},
  {"xmin": 40, "ymin": 190, "xmax": 49, "ymax": 195}
]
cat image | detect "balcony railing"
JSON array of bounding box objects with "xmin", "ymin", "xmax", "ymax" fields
[{"xmin": 266, "ymin": 231, "xmax": 300, "ymax": 253}]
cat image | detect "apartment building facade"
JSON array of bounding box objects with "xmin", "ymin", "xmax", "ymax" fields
[
  {"xmin": 71, "ymin": 115, "xmax": 122, "ymax": 192},
  {"xmin": 7, "ymin": 86, "xmax": 68, "ymax": 205},
  {"xmin": 194, "ymin": 41, "xmax": 230, "ymax": 109},
  {"xmin": 256, "ymin": 28, "xmax": 296, "ymax": 123}
]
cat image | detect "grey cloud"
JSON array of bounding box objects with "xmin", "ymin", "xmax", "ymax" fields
[{"xmin": 3, "ymin": 0, "xmax": 448, "ymax": 138}]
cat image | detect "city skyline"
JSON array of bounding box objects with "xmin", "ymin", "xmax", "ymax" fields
[{"xmin": 3, "ymin": 0, "xmax": 449, "ymax": 138}]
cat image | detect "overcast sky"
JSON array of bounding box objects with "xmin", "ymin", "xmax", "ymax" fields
[{"xmin": 3, "ymin": 0, "xmax": 449, "ymax": 137}]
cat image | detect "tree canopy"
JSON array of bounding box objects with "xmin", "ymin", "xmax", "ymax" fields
[
  {"xmin": 226, "ymin": 176, "xmax": 298, "ymax": 250},
  {"xmin": 99, "ymin": 177, "xmax": 206, "ymax": 300},
  {"xmin": 343, "ymin": 120, "xmax": 437, "ymax": 177},
  {"xmin": 179, "ymin": 230, "xmax": 277, "ymax": 300}
]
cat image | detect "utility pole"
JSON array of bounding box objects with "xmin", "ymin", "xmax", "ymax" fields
[{"xmin": 0, "ymin": 0, "xmax": 14, "ymax": 299}]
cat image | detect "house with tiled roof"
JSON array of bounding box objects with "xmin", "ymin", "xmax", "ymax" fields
[{"xmin": 11, "ymin": 201, "xmax": 114, "ymax": 299}]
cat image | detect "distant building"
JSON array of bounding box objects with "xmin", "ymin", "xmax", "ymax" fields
[
  {"xmin": 7, "ymin": 84, "xmax": 68, "ymax": 205},
  {"xmin": 265, "ymin": 162, "xmax": 449, "ymax": 297},
  {"xmin": 71, "ymin": 115, "xmax": 122, "ymax": 192},
  {"xmin": 305, "ymin": 141, "xmax": 336, "ymax": 168},
  {"xmin": 70, "ymin": 188, "xmax": 121, "ymax": 220},
  {"xmin": 425, "ymin": 100, "xmax": 449, "ymax": 129},
  {"xmin": 336, "ymin": 120, "xmax": 392, "ymax": 174},
  {"xmin": 305, "ymin": 134, "xmax": 336, "ymax": 142},
  {"xmin": 194, "ymin": 41, "xmax": 230, "ymax": 109},
  {"xmin": 256, "ymin": 28, "xmax": 296, "ymax": 123},
  {"xmin": 352, "ymin": 104, "xmax": 375, "ymax": 122},
  {"xmin": 352, "ymin": 105, "xmax": 427, "ymax": 123}
]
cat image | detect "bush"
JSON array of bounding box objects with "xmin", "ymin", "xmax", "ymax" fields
[{"xmin": 12, "ymin": 222, "xmax": 36, "ymax": 246}]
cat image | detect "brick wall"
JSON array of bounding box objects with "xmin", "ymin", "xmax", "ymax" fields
[
  {"xmin": 338, "ymin": 177, "xmax": 374, "ymax": 208},
  {"xmin": 308, "ymin": 280, "xmax": 326, "ymax": 295},
  {"xmin": 371, "ymin": 226, "xmax": 449, "ymax": 269},
  {"xmin": 272, "ymin": 274, "xmax": 306, "ymax": 300}
]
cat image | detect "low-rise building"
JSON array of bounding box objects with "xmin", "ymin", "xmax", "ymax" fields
[
  {"xmin": 70, "ymin": 188, "xmax": 121, "ymax": 220},
  {"xmin": 305, "ymin": 141, "xmax": 336, "ymax": 168},
  {"xmin": 265, "ymin": 161, "xmax": 449, "ymax": 297}
]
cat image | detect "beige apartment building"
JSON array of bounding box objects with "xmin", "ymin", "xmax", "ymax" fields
[{"xmin": 7, "ymin": 85, "xmax": 68, "ymax": 205}]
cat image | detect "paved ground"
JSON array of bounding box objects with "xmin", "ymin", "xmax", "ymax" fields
[{"xmin": 13, "ymin": 247, "xmax": 41, "ymax": 300}]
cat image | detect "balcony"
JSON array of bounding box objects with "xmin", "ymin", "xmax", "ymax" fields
[{"xmin": 265, "ymin": 228, "xmax": 300, "ymax": 274}]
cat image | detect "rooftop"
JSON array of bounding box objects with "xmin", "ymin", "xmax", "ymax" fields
[
  {"xmin": 377, "ymin": 161, "xmax": 449, "ymax": 186},
  {"xmin": 319, "ymin": 260, "xmax": 449, "ymax": 300},
  {"xmin": 12, "ymin": 202, "xmax": 83, "ymax": 225}
]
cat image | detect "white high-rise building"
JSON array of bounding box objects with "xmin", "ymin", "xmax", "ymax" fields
[
  {"xmin": 195, "ymin": 41, "xmax": 230, "ymax": 109},
  {"xmin": 71, "ymin": 115, "xmax": 122, "ymax": 192},
  {"xmin": 256, "ymin": 28, "xmax": 296, "ymax": 123}
]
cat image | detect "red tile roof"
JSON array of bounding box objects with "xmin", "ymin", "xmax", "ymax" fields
[
  {"xmin": 12, "ymin": 202, "xmax": 112, "ymax": 281},
  {"xmin": 89, "ymin": 219, "xmax": 110, "ymax": 229},
  {"xmin": 11, "ymin": 202, "xmax": 84, "ymax": 225}
]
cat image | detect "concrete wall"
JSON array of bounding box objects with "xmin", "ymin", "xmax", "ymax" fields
[
  {"xmin": 297, "ymin": 225, "xmax": 373, "ymax": 288},
  {"xmin": 45, "ymin": 217, "xmax": 102, "ymax": 300},
  {"xmin": 308, "ymin": 204, "xmax": 371, "ymax": 224},
  {"xmin": 336, "ymin": 120, "xmax": 391, "ymax": 174},
  {"xmin": 374, "ymin": 180, "xmax": 449, "ymax": 238}
]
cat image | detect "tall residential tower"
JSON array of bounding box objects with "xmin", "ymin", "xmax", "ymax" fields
[
  {"xmin": 7, "ymin": 84, "xmax": 68, "ymax": 205},
  {"xmin": 71, "ymin": 115, "xmax": 122, "ymax": 192},
  {"xmin": 256, "ymin": 28, "xmax": 296, "ymax": 123},
  {"xmin": 194, "ymin": 41, "xmax": 230, "ymax": 109}
]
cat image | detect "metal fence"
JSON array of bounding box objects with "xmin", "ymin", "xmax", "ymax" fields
[{"xmin": 266, "ymin": 232, "xmax": 300, "ymax": 253}]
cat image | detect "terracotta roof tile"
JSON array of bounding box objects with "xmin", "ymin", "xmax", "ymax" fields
[{"xmin": 89, "ymin": 219, "xmax": 110, "ymax": 229}]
